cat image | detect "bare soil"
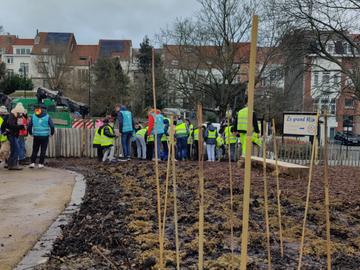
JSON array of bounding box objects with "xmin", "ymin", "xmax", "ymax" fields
[{"xmin": 36, "ymin": 158, "xmax": 360, "ymax": 269}]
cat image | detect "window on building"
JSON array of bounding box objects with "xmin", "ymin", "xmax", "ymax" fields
[
  {"xmin": 344, "ymin": 98, "xmax": 354, "ymax": 109},
  {"xmin": 326, "ymin": 43, "xmax": 334, "ymax": 54},
  {"xmin": 171, "ymin": 60, "xmax": 179, "ymax": 66},
  {"xmin": 322, "ymin": 72, "xmax": 330, "ymax": 85},
  {"xmin": 330, "ymin": 127, "xmax": 335, "ymax": 139},
  {"xmin": 330, "ymin": 98, "xmax": 336, "ymax": 114},
  {"xmin": 41, "ymin": 48, "xmax": 49, "ymax": 53},
  {"xmin": 79, "ymin": 56, "xmax": 88, "ymax": 61},
  {"xmin": 7, "ymin": 57, "xmax": 13, "ymax": 64},
  {"xmin": 43, "ymin": 80, "xmax": 49, "ymax": 88},
  {"xmin": 16, "ymin": 48, "xmax": 21, "ymax": 54},
  {"xmin": 20, "ymin": 48, "xmax": 26, "ymax": 54},
  {"xmin": 333, "ymin": 73, "xmax": 340, "ymax": 86},
  {"xmin": 7, "ymin": 69, "xmax": 14, "ymax": 77},
  {"xmin": 343, "ymin": 115, "xmax": 353, "ymax": 131},
  {"xmin": 270, "ymin": 70, "xmax": 277, "ymax": 81},
  {"xmin": 38, "ymin": 62, "xmax": 48, "ymax": 73},
  {"xmin": 19, "ymin": 63, "xmax": 29, "ymax": 76},
  {"xmin": 26, "ymin": 48, "xmax": 31, "ymax": 54},
  {"xmin": 313, "ymin": 71, "xmax": 319, "ymax": 86},
  {"xmin": 77, "ymin": 69, "xmax": 89, "ymax": 81}
]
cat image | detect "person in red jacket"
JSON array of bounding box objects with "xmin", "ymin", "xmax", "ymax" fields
[
  {"xmin": 18, "ymin": 110, "xmax": 29, "ymax": 165},
  {"xmin": 147, "ymin": 108, "xmax": 165, "ymax": 161}
]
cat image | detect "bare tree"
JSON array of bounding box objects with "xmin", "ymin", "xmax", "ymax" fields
[
  {"xmin": 35, "ymin": 44, "xmax": 73, "ymax": 90},
  {"xmin": 272, "ymin": 0, "xmax": 360, "ymax": 99},
  {"xmin": 160, "ymin": 0, "xmax": 258, "ymax": 117},
  {"xmin": 160, "ymin": 0, "xmax": 287, "ymax": 119}
]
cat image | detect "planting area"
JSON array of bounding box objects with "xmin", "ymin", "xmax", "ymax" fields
[{"xmin": 37, "ymin": 159, "xmax": 360, "ymax": 269}]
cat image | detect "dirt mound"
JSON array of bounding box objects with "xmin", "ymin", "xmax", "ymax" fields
[{"xmin": 36, "ymin": 159, "xmax": 360, "ymax": 269}]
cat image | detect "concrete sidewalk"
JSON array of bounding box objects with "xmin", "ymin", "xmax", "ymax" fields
[{"xmin": 0, "ymin": 167, "xmax": 76, "ymax": 270}]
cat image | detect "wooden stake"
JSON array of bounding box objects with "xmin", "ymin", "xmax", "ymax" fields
[
  {"xmin": 170, "ymin": 117, "xmax": 181, "ymax": 270},
  {"xmin": 323, "ymin": 111, "xmax": 332, "ymax": 270},
  {"xmin": 271, "ymin": 119, "xmax": 284, "ymax": 257},
  {"xmin": 161, "ymin": 119, "xmax": 172, "ymax": 241},
  {"xmin": 226, "ymin": 110, "xmax": 235, "ymax": 269},
  {"xmin": 262, "ymin": 121, "xmax": 272, "ymax": 270},
  {"xmin": 240, "ymin": 15, "xmax": 258, "ymax": 270},
  {"xmin": 152, "ymin": 48, "xmax": 164, "ymax": 269},
  {"xmin": 297, "ymin": 112, "xmax": 319, "ymax": 270},
  {"xmin": 197, "ymin": 104, "xmax": 205, "ymax": 270}
]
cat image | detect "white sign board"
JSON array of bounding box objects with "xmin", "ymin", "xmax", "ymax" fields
[{"xmin": 283, "ymin": 113, "xmax": 317, "ymax": 136}]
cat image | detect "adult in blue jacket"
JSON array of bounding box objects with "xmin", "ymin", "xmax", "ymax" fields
[
  {"xmin": 115, "ymin": 104, "xmax": 135, "ymax": 160},
  {"xmin": 28, "ymin": 105, "xmax": 55, "ymax": 168}
]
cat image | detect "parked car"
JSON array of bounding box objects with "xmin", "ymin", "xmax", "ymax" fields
[{"xmin": 334, "ymin": 132, "xmax": 360, "ymax": 146}]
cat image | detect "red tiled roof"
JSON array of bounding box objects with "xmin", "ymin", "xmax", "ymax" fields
[
  {"xmin": 13, "ymin": 38, "xmax": 34, "ymax": 46},
  {"xmin": 71, "ymin": 44, "xmax": 98, "ymax": 66}
]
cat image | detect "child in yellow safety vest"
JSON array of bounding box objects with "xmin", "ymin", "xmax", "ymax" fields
[
  {"xmin": 100, "ymin": 117, "xmax": 117, "ymax": 163},
  {"xmin": 216, "ymin": 135, "xmax": 225, "ymax": 161},
  {"xmin": 146, "ymin": 133, "xmax": 155, "ymax": 160},
  {"xmin": 204, "ymin": 123, "xmax": 218, "ymax": 162}
]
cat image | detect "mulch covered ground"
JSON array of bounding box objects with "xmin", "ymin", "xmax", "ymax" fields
[{"xmin": 36, "ymin": 158, "xmax": 360, "ymax": 269}]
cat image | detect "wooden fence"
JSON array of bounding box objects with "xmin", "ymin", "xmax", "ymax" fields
[{"xmin": 26, "ymin": 128, "xmax": 360, "ymax": 167}]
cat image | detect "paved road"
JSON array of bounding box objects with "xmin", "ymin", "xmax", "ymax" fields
[{"xmin": 0, "ymin": 167, "xmax": 75, "ymax": 270}]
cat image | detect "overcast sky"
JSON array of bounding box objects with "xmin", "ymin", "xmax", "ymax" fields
[{"xmin": 0, "ymin": 0, "xmax": 200, "ymax": 47}]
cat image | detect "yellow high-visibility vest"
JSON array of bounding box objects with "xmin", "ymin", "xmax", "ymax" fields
[
  {"xmin": 224, "ymin": 126, "xmax": 237, "ymax": 144},
  {"xmin": 237, "ymin": 107, "xmax": 248, "ymax": 131},
  {"xmin": 147, "ymin": 134, "xmax": 154, "ymax": 143},
  {"xmin": 0, "ymin": 116, "xmax": 7, "ymax": 143},
  {"xmin": 216, "ymin": 136, "xmax": 224, "ymax": 148},
  {"xmin": 207, "ymin": 129, "xmax": 217, "ymax": 139},
  {"xmin": 100, "ymin": 125, "xmax": 115, "ymax": 147},
  {"xmin": 193, "ymin": 128, "xmax": 199, "ymax": 141},
  {"xmin": 176, "ymin": 123, "xmax": 187, "ymax": 137},
  {"xmin": 136, "ymin": 127, "xmax": 147, "ymax": 137},
  {"xmin": 92, "ymin": 128, "xmax": 102, "ymax": 145}
]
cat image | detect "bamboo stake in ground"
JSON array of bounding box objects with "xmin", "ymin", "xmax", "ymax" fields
[
  {"xmin": 297, "ymin": 112, "xmax": 319, "ymax": 270},
  {"xmin": 161, "ymin": 117, "xmax": 173, "ymax": 241},
  {"xmin": 271, "ymin": 119, "xmax": 284, "ymax": 257},
  {"xmin": 262, "ymin": 121, "xmax": 272, "ymax": 270},
  {"xmin": 170, "ymin": 117, "xmax": 181, "ymax": 270},
  {"xmin": 323, "ymin": 111, "xmax": 332, "ymax": 270},
  {"xmin": 226, "ymin": 110, "xmax": 235, "ymax": 269},
  {"xmin": 152, "ymin": 48, "xmax": 164, "ymax": 269},
  {"xmin": 197, "ymin": 104, "xmax": 205, "ymax": 270},
  {"xmin": 240, "ymin": 15, "xmax": 258, "ymax": 270}
]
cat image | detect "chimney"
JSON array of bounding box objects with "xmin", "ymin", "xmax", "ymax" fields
[{"xmin": 36, "ymin": 29, "xmax": 39, "ymax": 35}]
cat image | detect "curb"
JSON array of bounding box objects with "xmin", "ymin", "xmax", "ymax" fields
[{"xmin": 14, "ymin": 170, "xmax": 86, "ymax": 270}]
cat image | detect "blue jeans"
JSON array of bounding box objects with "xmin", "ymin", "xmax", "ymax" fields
[
  {"xmin": 176, "ymin": 136, "xmax": 188, "ymax": 160},
  {"xmin": 121, "ymin": 132, "xmax": 133, "ymax": 158},
  {"xmin": 18, "ymin": 136, "xmax": 26, "ymax": 160},
  {"xmin": 161, "ymin": 141, "xmax": 168, "ymax": 160},
  {"xmin": 8, "ymin": 136, "xmax": 20, "ymax": 167}
]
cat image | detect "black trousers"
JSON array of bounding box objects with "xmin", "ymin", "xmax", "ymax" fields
[
  {"xmin": 147, "ymin": 142, "xmax": 154, "ymax": 160},
  {"xmin": 31, "ymin": 136, "xmax": 49, "ymax": 164}
]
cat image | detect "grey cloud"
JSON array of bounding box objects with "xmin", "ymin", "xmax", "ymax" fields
[{"xmin": 0, "ymin": 0, "xmax": 200, "ymax": 47}]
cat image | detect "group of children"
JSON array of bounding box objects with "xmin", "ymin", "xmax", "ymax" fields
[{"xmin": 91, "ymin": 112, "xmax": 240, "ymax": 163}]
